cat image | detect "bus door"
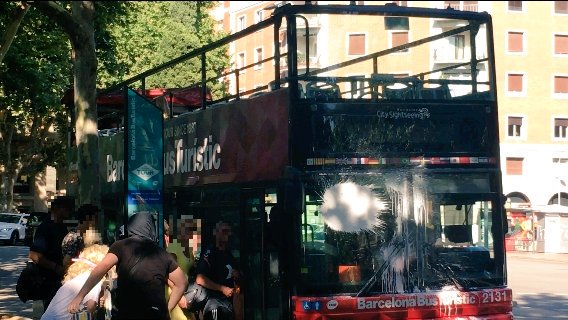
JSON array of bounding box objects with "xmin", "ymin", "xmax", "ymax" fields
[{"xmin": 241, "ymin": 188, "xmax": 284, "ymax": 320}]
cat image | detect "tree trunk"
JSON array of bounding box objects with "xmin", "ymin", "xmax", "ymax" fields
[
  {"xmin": 0, "ymin": 123, "xmax": 16, "ymax": 211},
  {"xmin": 31, "ymin": 1, "xmax": 100, "ymax": 208},
  {"xmin": 0, "ymin": 165, "xmax": 21, "ymax": 212},
  {"xmin": 33, "ymin": 171, "xmax": 49, "ymax": 213},
  {"xmin": 71, "ymin": 1, "xmax": 100, "ymax": 207},
  {"xmin": 0, "ymin": 2, "xmax": 30, "ymax": 65}
]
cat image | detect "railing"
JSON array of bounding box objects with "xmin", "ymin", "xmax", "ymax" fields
[{"xmin": 444, "ymin": 2, "xmax": 479, "ymax": 12}]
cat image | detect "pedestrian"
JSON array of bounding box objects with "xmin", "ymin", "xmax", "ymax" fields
[
  {"xmin": 68, "ymin": 211, "xmax": 187, "ymax": 320},
  {"xmin": 61, "ymin": 204, "xmax": 102, "ymax": 271},
  {"xmin": 166, "ymin": 216, "xmax": 200, "ymax": 320},
  {"xmin": 40, "ymin": 244, "xmax": 111, "ymax": 320},
  {"xmin": 193, "ymin": 221, "xmax": 242, "ymax": 320},
  {"xmin": 28, "ymin": 196, "xmax": 75, "ymax": 312}
]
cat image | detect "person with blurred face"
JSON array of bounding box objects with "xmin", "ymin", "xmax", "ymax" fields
[
  {"xmin": 68, "ymin": 212, "xmax": 187, "ymax": 320},
  {"xmin": 29, "ymin": 197, "xmax": 74, "ymax": 312},
  {"xmin": 194, "ymin": 221, "xmax": 241, "ymax": 320}
]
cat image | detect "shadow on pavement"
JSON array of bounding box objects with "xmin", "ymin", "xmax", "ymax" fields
[
  {"xmin": 0, "ymin": 247, "xmax": 33, "ymax": 320},
  {"xmin": 514, "ymin": 293, "xmax": 568, "ymax": 319}
]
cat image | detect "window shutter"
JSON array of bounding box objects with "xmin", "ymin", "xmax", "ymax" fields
[
  {"xmin": 508, "ymin": 32, "xmax": 523, "ymax": 52},
  {"xmin": 348, "ymin": 34, "xmax": 366, "ymax": 55},
  {"xmin": 506, "ymin": 158, "xmax": 523, "ymax": 175},
  {"xmin": 555, "ymin": 1, "xmax": 568, "ymax": 13},
  {"xmin": 509, "ymin": 117, "xmax": 522, "ymax": 126},
  {"xmin": 555, "ymin": 35, "xmax": 568, "ymax": 54},
  {"xmin": 555, "ymin": 76, "xmax": 568, "ymax": 93},
  {"xmin": 555, "ymin": 118, "xmax": 568, "ymax": 127},
  {"xmin": 392, "ymin": 32, "xmax": 408, "ymax": 48},
  {"xmin": 508, "ymin": 74, "xmax": 523, "ymax": 92}
]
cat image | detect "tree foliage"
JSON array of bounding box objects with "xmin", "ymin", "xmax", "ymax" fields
[
  {"xmin": 98, "ymin": 1, "xmax": 230, "ymax": 97},
  {"xmin": 0, "ymin": 2, "xmax": 71, "ymax": 210},
  {"xmin": 0, "ymin": 1, "xmax": 229, "ymax": 210}
]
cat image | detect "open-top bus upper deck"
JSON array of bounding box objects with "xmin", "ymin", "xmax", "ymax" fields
[{"xmin": 91, "ymin": 3, "xmax": 511, "ymax": 319}]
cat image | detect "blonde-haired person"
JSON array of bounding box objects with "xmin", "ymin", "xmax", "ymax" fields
[{"xmin": 41, "ymin": 244, "xmax": 110, "ymax": 320}]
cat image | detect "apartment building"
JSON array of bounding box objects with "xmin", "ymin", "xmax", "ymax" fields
[{"xmin": 219, "ymin": 1, "xmax": 568, "ymax": 214}]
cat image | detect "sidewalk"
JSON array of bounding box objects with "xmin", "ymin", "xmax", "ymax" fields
[
  {"xmin": 506, "ymin": 250, "xmax": 568, "ymax": 263},
  {"xmin": 0, "ymin": 300, "xmax": 41, "ymax": 320}
]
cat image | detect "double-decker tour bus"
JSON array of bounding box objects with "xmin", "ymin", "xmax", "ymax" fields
[{"xmin": 84, "ymin": 2, "xmax": 513, "ymax": 319}]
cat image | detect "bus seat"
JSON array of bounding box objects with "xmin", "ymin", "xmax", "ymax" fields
[
  {"xmin": 305, "ymin": 81, "xmax": 340, "ymax": 100},
  {"xmin": 383, "ymin": 86, "xmax": 413, "ymax": 100},
  {"xmin": 338, "ymin": 265, "xmax": 361, "ymax": 283},
  {"xmin": 443, "ymin": 225, "xmax": 473, "ymax": 243},
  {"xmin": 419, "ymin": 85, "xmax": 450, "ymax": 99},
  {"xmin": 436, "ymin": 246, "xmax": 490, "ymax": 274}
]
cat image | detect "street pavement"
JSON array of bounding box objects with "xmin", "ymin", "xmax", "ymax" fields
[
  {"xmin": 506, "ymin": 251, "xmax": 568, "ymax": 319},
  {"xmin": 1, "ymin": 245, "xmax": 567, "ymax": 319},
  {"xmin": 0, "ymin": 245, "xmax": 35, "ymax": 320}
]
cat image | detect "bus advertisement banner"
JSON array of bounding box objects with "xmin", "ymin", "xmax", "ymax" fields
[
  {"xmin": 163, "ymin": 89, "xmax": 289, "ymax": 188},
  {"xmin": 125, "ymin": 88, "xmax": 163, "ymax": 218},
  {"xmin": 292, "ymin": 288, "xmax": 513, "ymax": 319},
  {"xmin": 100, "ymin": 132, "xmax": 124, "ymax": 195}
]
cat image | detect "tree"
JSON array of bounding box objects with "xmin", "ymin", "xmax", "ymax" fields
[
  {"xmin": 0, "ymin": 2, "xmax": 29, "ymax": 65},
  {"xmin": 0, "ymin": 1, "xmax": 227, "ymax": 211},
  {"xmin": 0, "ymin": 2, "xmax": 71, "ymax": 211},
  {"xmin": 99, "ymin": 1, "xmax": 230, "ymax": 96},
  {"xmin": 29, "ymin": 1, "xmax": 130, "ymax": 208}
]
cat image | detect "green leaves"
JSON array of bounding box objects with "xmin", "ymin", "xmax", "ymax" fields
[{"xmin": 98, "ymin": 1, "xmax": 230, "ymax": 97}]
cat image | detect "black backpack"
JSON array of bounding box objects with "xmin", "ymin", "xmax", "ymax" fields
[
  {"xmin": 183, "ymin": 283, "xmax": 210, "ymax": 313},
  {"xmin": 16, "ymin": 262, "xmax": 48, "ymax": 303}
]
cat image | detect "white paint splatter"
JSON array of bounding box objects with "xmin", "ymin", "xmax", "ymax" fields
[{"xmin": 320, "ymin": 181, "xmax": 387, "ymax": 232}]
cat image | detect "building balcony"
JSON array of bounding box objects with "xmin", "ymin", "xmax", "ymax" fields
[
  {"xmin": 442, "ymin": 2, "xmax": 479, "ymax": 12},
  {"xmin": 433, "ymin": 48, "xmax": 469, "ymax": 64},
  {"xmin": 280, "ymin": 54, "xmax": 319, "ymax": 71}
]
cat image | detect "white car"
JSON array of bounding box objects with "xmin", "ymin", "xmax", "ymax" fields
[{"xmin": 0, "ymin": 212, "xmax": 29, "ymax": 245}]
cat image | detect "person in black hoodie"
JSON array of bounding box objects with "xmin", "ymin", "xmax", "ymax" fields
[{"xmin": 68, "ymin": 211, "xmax": 187, "ymax": 320}]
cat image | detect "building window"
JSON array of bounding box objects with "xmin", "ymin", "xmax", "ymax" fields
[
  {"xmin": 555, "ymin": 118, "xmax": 568, "ymax": 138},
  {"xmin": 508, "ymin": 116, "xmax": 523, "ymax": 137},
  {"xmin": 507, "ymin": 73, "xmax": 524, "ymax": 93},
  {"xmin": 279, "ymin": 31, "xmax": 287, "ymax": 49},
  {"xmin": 555, "ymin": 1, "xmax": 568, "ymax": 14},
  {"xmin": 506, "ymin": 157, "xmax": 524, "ymax": 175},
  {"xmin": 453, "ymin": 35, "xmax": 465, "ymax": 59},
  {"xmin": 555, "ymin": 76, "xmax": 568, "ymax": 95},
  {"xmin": 255, "ymin": 10, "xmax": 263, "ymax": 23},
  {"xmin": 444, "ymin": 1, "xmax": 478, "ymax": 12},
  {"xmin": 237, "ymin": 52, "xmax": 245, "ymax": 72},
  {"xmin": 555, "ymin": 35, "xmax": 568, "ymax": 54},
  {"xmin": 507, "ymin": 31, "xmax": 524, "ymax": 53},
  {"xmin": 391, "ymin": 31, "xmax": 409, "ymax": 53},
  {"xmin": 348, "ymin": 34, "xmax": 366, "ymax": 55},
  {"xmin": 508, "ymin": 1, "xmax": 523, "ymax": 11},
  {"xmin": 254, "ymin": 47, "xmax": 263, "ymax": 70},
  {"xmin": 553, "ymin": 157, "xmax": 568, "ymax": 164},
  {"xmin": 237, "ymin": 15, "xmax": 246, "ymax": 32}
]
